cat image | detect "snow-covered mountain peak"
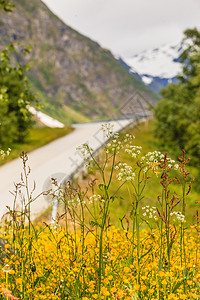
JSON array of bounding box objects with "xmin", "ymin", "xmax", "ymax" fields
[{"xmin": 123, "ymin": 43, "xmax": 183, "ymax": 78}]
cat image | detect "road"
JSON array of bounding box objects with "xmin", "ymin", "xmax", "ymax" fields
[{"xmin": 0, "ymin": 119, "xmax": 137, "ymax": 220}]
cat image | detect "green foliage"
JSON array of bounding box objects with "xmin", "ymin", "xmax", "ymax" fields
[
  {"xmin": 0, "ymin": 0, "xmax": 14, "ymax": 11},
  {"xmin": 38, "ymin": 63, "xmax": 56, "ymax": 86},
  {"xmin": 0, "ymin": 44, "xmax": 36, "ymax": 148},
  {"xmin": 154, "ymin": 27, "xmax": 200, "ymax": 166},
  {"xmin": 0, "ymin": 3, "xmax": 36, "ymax": 149}
]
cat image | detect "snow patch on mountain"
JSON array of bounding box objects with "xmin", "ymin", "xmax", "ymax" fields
[
  {"xmin": 123, "ymin": 43, "xmax": 183, "ymax": 78},
  {"xmin": 142, "ymin": 76, "xmax": 153, "ymax": 85}
]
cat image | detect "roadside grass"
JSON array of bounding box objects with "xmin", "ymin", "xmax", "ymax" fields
[
  {"xmin": 109, "ymin": 121, "xmax": 199, "ymax": 226},
  {"xmin": 0, "ymin": 125, "xmax": 74, "ymax": 166},
  {"xmin": 75, "ymin": 120, "xmax": 199, "ymax": 227}
]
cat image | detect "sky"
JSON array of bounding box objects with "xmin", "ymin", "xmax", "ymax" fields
[{"xmin": 42, "ymin": 0, "xmax": 200, "ymax": 58}]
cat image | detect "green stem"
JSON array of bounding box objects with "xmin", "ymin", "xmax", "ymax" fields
[
  {"xmin": 80, "ymin": 201, "xmax": 85, "ymax": 258},
  {"xmin": 107, "ymin": 151, "xmax": 116, "ymax": 189},
  {"xmin": 136, "ymin": 169, "xmax": 142, "ymax": 286},
  {"xmin": 98, "ymin": 229, "xmax": 104, "ymax": 294},
  {"xmin": 6, "ymin": 272, "xmax": 8, "ymax": 300}
]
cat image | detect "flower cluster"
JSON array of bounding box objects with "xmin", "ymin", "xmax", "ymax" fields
[
  {"xmin": 101, "ymin": 122, "xmax": 114, "ymax": 138},
  {"xmin": 123, "ymin": 133, "xmax": 135, "ymax": 144},
  {"xmin": 105, "ymin": 133, "xmax": 123, "ymax": 154},
  {"xmin": 125, "ymin": 145, "xmax": 142, "ymax": 158},
  {"xmin": 142, "ymin": 205, "xmax": 157, "ymax": 220},
  {"xmin": 141, "ymin": 150, "xmax": 179, "ymax": 171},
  {"xmin": 170, "ymin": 211, "xmax": 185, "ymax": 223},
  {"xmin": 67, "ymin": 194, "xmax": 105, "ymax": 207},
  {"xmin": 77, "ymin": 143, "xmax": 94, "ymax": 158},
  {"xmin": 89, "ymin": 194, "xmax": 102, "ymax": 204},
  {"xmin": 141, "ymin": 151, "xmax": 165, "ymax": 164},
  {"xmin": 0, "ymin": 148, "xmax": 11, "ymax": 160},
  {"xmin": 67, "ymin": 195, "xmax": 85, "ymax": 207},
  {"xmin": 0, "ymin": 225, "xmax": 199, "ymax": 299},
  {"xmin": 105, "ymin": 132, "xmax": 135, "ymax": 155},
  {"xmin": 76, "ymin": 143, "xmax": 94, "ymax": 168},
  {"xmin": 115, "ymin": 163, "xmax": 135, "ymax": 181}
]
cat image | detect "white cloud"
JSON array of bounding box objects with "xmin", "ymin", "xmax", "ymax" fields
[{"xmin": 42, "ymin": 0, "xmax": 200, "ymax": 57}]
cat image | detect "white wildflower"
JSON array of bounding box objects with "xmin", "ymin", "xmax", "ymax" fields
[
  {"xmin": 101, "ymin": 123, "xmax": 114, "ymax": 138},
  {"xmin": 115, "ymin": 163, "xmax": 135, "ymax": 181},
  {"xmin": 2, "ymin": 264, "xmax": 11, "ymax": 273},
  {"xmin": 142, "ymin": 150, "xmax": 179, "ymax": 171},
  {"xmin": 89, "ymin": 194, "xmax": 101, "ymax": 204},
  {"xmin": 0, "ymin": 148, "xmax": 11, "ymax": 160},
  {"xmin": 170, "ymin": 211, "xmax": 185, "ymax": 223},
  {"xmin": 142, "ymin": 205, "xmax": 157, "ymax": 220},
  {"xmin": 174, "ymin": 164, "xmax": 179, "ymax": 170},
  {"xmin": 125, "ymin": 145, "xmax": 142, "ymax": 159}
]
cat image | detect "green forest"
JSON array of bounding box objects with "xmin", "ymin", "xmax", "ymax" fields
[{"xmin": 154, "ymin": 28, "xmax": 200, "ymax": 167}]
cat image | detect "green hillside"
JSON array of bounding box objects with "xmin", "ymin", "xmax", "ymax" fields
[{"xmin": 0, "ymin": 0, "xmax": 158, "ymax": 123}]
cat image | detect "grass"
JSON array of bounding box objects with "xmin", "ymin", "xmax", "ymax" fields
[
  {"xmin": 110, "ymin": 121, "xmax": 199, "ymax": 225},
  {"xmin": 75, "ymin": 120, "xmax": 199, "ymax": 227},
  {"xmin": 0, "ymin": 125, "xmax": 73, "ymax": 166},
  {"xmin": 63, "ymin": 105, "xmax": 91, "ymax": 123},
  {"xmin": 0, "ymin": 123, "xmax": 199, "ymax": 299}
]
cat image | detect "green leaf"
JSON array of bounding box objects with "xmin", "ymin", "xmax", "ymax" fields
[
  {"xmin": 140, "ymin": 246, "xmax": 153, "ymax": 259},
  {"xmin": 158, "ymin": 259, "xmax": 162, "ymax": 273},
  {"xmin": 8, "ymin": 43, "xmax": 15, "ymax": 51},
  {"xmin": 172, "ymin": 280, "xmax": 183, "ymax": 293},
  {"xmin": 90, "ymin": 220, "xmax": 100, "ymax": 227},
  {"xmin": 183, "ymin": 267, "xmax": 189, "ymax": 280},
  {"xmin": 110, "ymin": 196, "xmax": 115, "ymax": 202},
  {"xmin": 98, "ymin": 184, "xmax": 105, "ymax": 191}
]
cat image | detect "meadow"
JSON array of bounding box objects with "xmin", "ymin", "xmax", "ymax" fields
[{"xmin": 0, "ymin": 121, "xmax": 199, "ymax": 299}]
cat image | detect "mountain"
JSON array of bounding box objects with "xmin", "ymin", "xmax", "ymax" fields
[
  {"xmin": 0, "ymin": 0, "xmax": 158, "ymax": 124},
  {"xmin": 121, "ymin": 43, "xmax": 183, "ymax": 92}
]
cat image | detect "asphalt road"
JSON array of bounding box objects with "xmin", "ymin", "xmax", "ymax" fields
[{"xmin": 0, "ymin": 119, "xmax": 134, "ymax": 220}]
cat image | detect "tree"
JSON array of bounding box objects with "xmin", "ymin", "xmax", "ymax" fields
[
  {"xmin": 154, "ymin": 28, "xmax": 200, "ymax": 166},
  {"xmin": 0, "ymin": 3, "xmax": 36, "ymax": 149}
]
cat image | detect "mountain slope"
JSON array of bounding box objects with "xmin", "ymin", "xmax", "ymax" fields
[
  {"xmin": 122, "ymin": 43, "xmax": 182, "ymax": 92},
  {"xmin": 0, "ymin": 0, "xmax": 158, "ymax": 123}
]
